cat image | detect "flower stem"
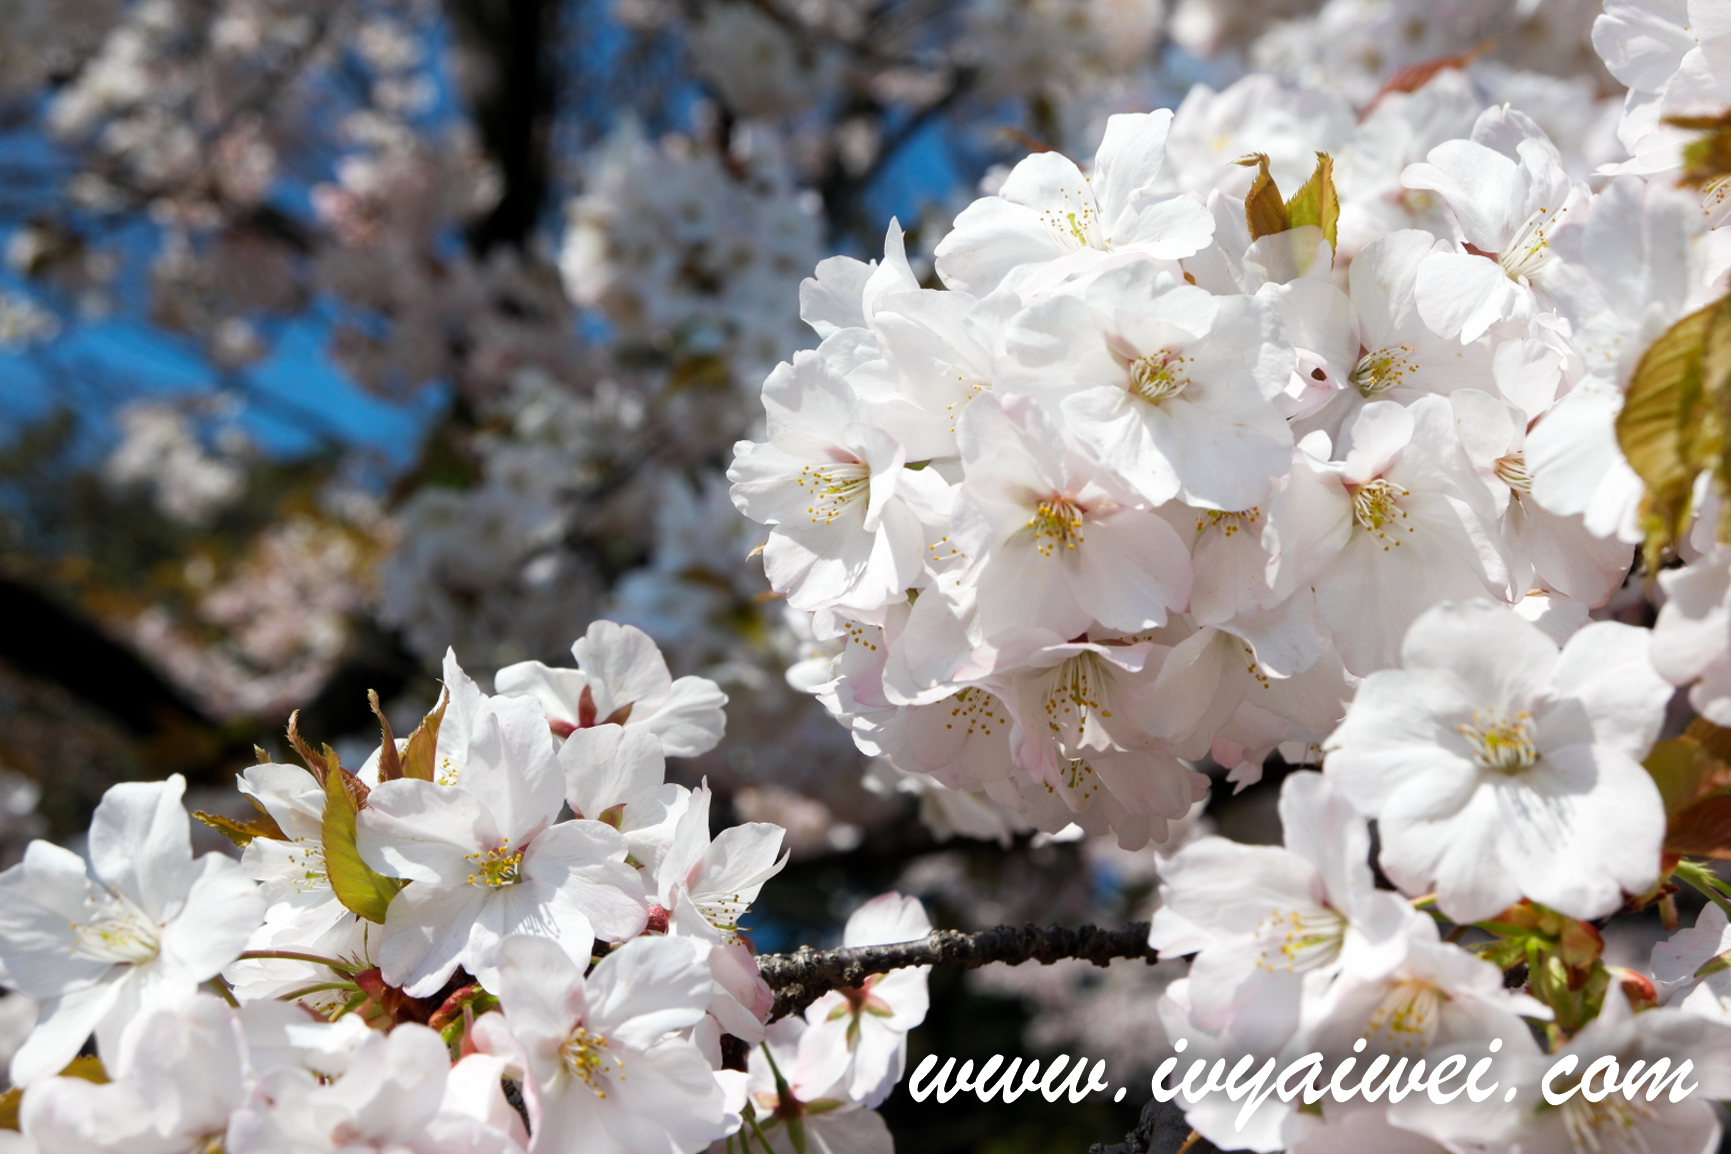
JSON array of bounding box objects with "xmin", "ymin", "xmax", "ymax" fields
[
  {"xmin": 237, "ymin": 949, "xmax": 360, "ymax": 975},
  {"xmin": 276, "ymin": 980, "xmax": 360, "ymax": 1002},
  {"xmin": 1673, "ymin": 860, "xmax": 1731, "ymax": 920}
]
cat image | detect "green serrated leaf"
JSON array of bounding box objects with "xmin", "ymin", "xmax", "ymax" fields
[
  {"xmin": 370, "ymin": 688, "xmax": 402, "ymax": 782},
  {"xmin": 1616, "ymin": 294, "xmax": 1731, "ymax": 567},
  {"xmin": 193, "ymin": 808, "xmax": 286, "ymax": 848},
  {"xmin": 1236, "ymin": 153, "xmax": 1288, "ymax": 240},
  {"xmin": 1284, "ymin": 152, "xmax": 1338, "ymax": 252},
  {"xmin": 400, "ymin": 695, "xmax": 448, "ymax": 782},
  {"xmin": 286, "ymin": 709, "xmax": 330, "ymax": 784},
  {"xmin": 321, "ymin": 763, "xmax": 404, "ymax": 923}
]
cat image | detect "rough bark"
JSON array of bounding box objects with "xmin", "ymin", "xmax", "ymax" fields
[
  {"xmin": 755, "ymin": 920, "xmax": 1157, "ymax": 1022},
  {"xmin": 1089, "ymin": 1099, "xmax": 1211, "ymax": 1154}
]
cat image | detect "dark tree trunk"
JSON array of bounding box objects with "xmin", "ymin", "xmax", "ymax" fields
[{"xmin": 448, "ymin": 0, "xmax": 561, "ymax": 252}]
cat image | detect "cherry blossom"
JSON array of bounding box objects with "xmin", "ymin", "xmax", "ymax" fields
[
  {"xmin": 729, "ymin": 351, "xmax": 951, "ymax": 614},
  {"xmin": 719, "ymin": 1016, "xmax": 893, "ymax": 1154},
  {"xmin": 950, "ymin": 392, "xmax": 1192, "ymax": 642},
  {"xmin": 0, "ymin": 775, "xmax": 263, "ymax": 1086},
  {"xmin": 933, "ymin": 110, "xmax": 1215, "ymax": 296},
  {"xmin": 1653, "ymin": 545, "xmax": 1731, "ymax": 726},
  {"xmin": 473, "ymin": 934, "xmax": 729, "ymax": 1154},
  {"xmin": 16, "ymin": 995, "xmax": 247, "ymax": 1154},
  {"xmin": 798, "ymin": 893, "xmax": 932, "ymax": 1108},
  {"xmin": 1324, "ymin": 599, "xmax": 1671, "ymax": 922},
  {"xmin": 1149, "ymin": 772, "xmax": 1415, "ymax": 1054},
  {"xmin": 999, "ymin": 260, "xmax": 1293, "ymax": 510},
  {"xmin": 356, "ymin": 690, "xmax": 648, "ymax": 996},
  {"xmin": 1402, "ymin": 108, "xmax": 1589, "ymax": 341},
  {"xmin": 496, "ymin": 620, "xmax": 729, "ymax": 757}
]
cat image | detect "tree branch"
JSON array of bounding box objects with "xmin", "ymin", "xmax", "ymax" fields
[{"xmin": 756, "ymin": 921, "xmax": 1157, "ymax": 1022}]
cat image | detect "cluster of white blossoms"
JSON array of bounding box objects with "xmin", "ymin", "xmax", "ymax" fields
[
  {"xmin": 723, "ymin": 0, "xmax": 1731, "ymax": 1148},
  {"xmin": 733, "ymin": 0, "xmax": 1731, "ymax": 850},
  {"xmin": 0, "ymin": 621, "xmax": 930, "ymax": 1154}
]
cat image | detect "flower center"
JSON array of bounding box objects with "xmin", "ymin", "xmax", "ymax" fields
[
  {"xmin": 1027, "ymin": 497, "xmax": 1085, "ymax": 556},
  {"xmin": 1039, "ymin": 757, "xmax": 1102, "ymax": 807},
  {"xmin": 694, "ymin": 888, "xmax": 751, "ymax": 942},
  {"xmin": 1559, "ymin": 1091, "xmax": 1658, "ymax": 1154},
  {"xmin": 465, "ymin": 841, "xmax": 524, "ymax": 887},
  {"xmin": 942, "ymin": 687, "xmax": 1005, "ymax": 738},
  {"xmin": 1362, "ymin": 979, "xmax": 1444, "ymax": 1054},
  {"xmin": 1252, "ymin": 906, "xmax": 1347, "ymax": 974},
  {"xmin": 1496, "ymin": 452, "xmax": 1533, "ymax": 494},
  {"xmin": 1499, "ymin": 206, "xmax": 1554, "ymax": 281},
  {"xmin": 1194, "ymin": 507, "xmax": 1260, "ymax": 536},
  {"xmin": 1042, "ymin": 652, "xmax": 1114, "ymax": 751},
  {"xmin": 1350, "ymin": 478, "xmax": 1412, "ymax": 544},
  {"xmin": 71, "ymin": 894, "xmax": 162, "ymax": 965},
  {"xmin": 1039, "ymin": 201, "xmax": 1103, "ymax": 250},
  {"xmin": 560, "ymin": 1025, "xmax": 623, "ymax": 1097},
  {"xmin": 1350, "ymin": 345, "xmax": 1416, "ymax": 397},
  {"xmin": 795, "ymin": 462, "xmax": 870, "ymax": 525},
  {"xmin": 1128, "ymin": 349, "xmax": 1190, "ymax": 404},
  {"xmin": 831, "ymin": 975, "xmax": 895, "ymax": 1020},
  {"xmin": 1458, "ymin": 709, "xmax": 1538, "ymax": 774}
]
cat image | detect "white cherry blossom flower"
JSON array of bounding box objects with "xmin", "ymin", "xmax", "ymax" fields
[
  {"xmin": 1324, "ymin": 599, "xmax": 1671, "ymax": 923},
  {"xmin": 798, "ymin": 893, "xmax": 931, "ymax": 1108},
  {"xmin": 715, "ymin": 1016, "xmax": 894, "ymax": 1154},
  {"xmin": 557, "ymin": 722, "xmax": 686, "ymax": 875},
  {"xmin": 729, "ymin": 351, "xmax": 950, "ymax": 613},
  {"xmin": 1305, "ymin": 925, "xmax": 1547, "ymax": 1149},
  {"xmin": 16, "ymin": 994, "xmax": 247, "ymax": 1154},
  {"xmin": 1000, "ymin": 260, "xmax": 1293, "ymax": 511},
  {"xmin": 1487, "ymin": 990, "xmax": 1731, "ymax": 1154},
  {"xmin": 0, "ymin": 775, "xmax": 263, "ymax": 1087},
  {"xmin": 1285, "ymin": 228, "xmax": 1497, "ymax": 441},
  {"xmin": 222, "ymin": 762, "xmax": 363, "ymax": 1010},
  {"xmin": 1402, "ymin": 108, "xmax": 1588, "ymax": 342},
  {"xmin": 1594, "ymin": 0, "xmax": 1731, "ymax": 177},
  {"xmin": 950, "ymin": 392, "xmax": 1192, "ymax": 643},
  {"xmin": 1149, "ymin": 771, "xmax": 1414, "ymax": 1055},
  {"xmin": 229, "ymin": 1019, "xmax": 526, "ymax": 1153},
  {"xmin": 357, "ymin": 692, "xmax": 647, "ymax": 996},
  {"xmin": 654, "ymin": 783, "xmax": 788, "ymax": 944},
  {"xmin": 495, "ymin": 620, "xmax": 728, "ymax": 757},
  {"xmin": 473, "ymin": 933, "xmax": 728, "ymax": 1154},
  {"xmin": 1652, "ymin": 901, "xmax": 1731, "ymax": 1016},
  {"xmin": 1448, "ymin": 387, "xmax": 1634, "ymax": 606},
  {"xmin": 933, "ymin": 111, "xmax": 1214, "ymax": 297},
  {"xmin": 1264, "ymin": 397, "xmax": 1508, "ymax": 676}
]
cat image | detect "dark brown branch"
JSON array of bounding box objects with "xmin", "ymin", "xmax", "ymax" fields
[{"xmin": 756, "ymin": 921, "xmax": 1156, "ymax": 1022}]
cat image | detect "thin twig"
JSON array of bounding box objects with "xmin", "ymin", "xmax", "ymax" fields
[{"xmin": 756, "ymin": 921, "xmax": 1156, "ymax": 1022}]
